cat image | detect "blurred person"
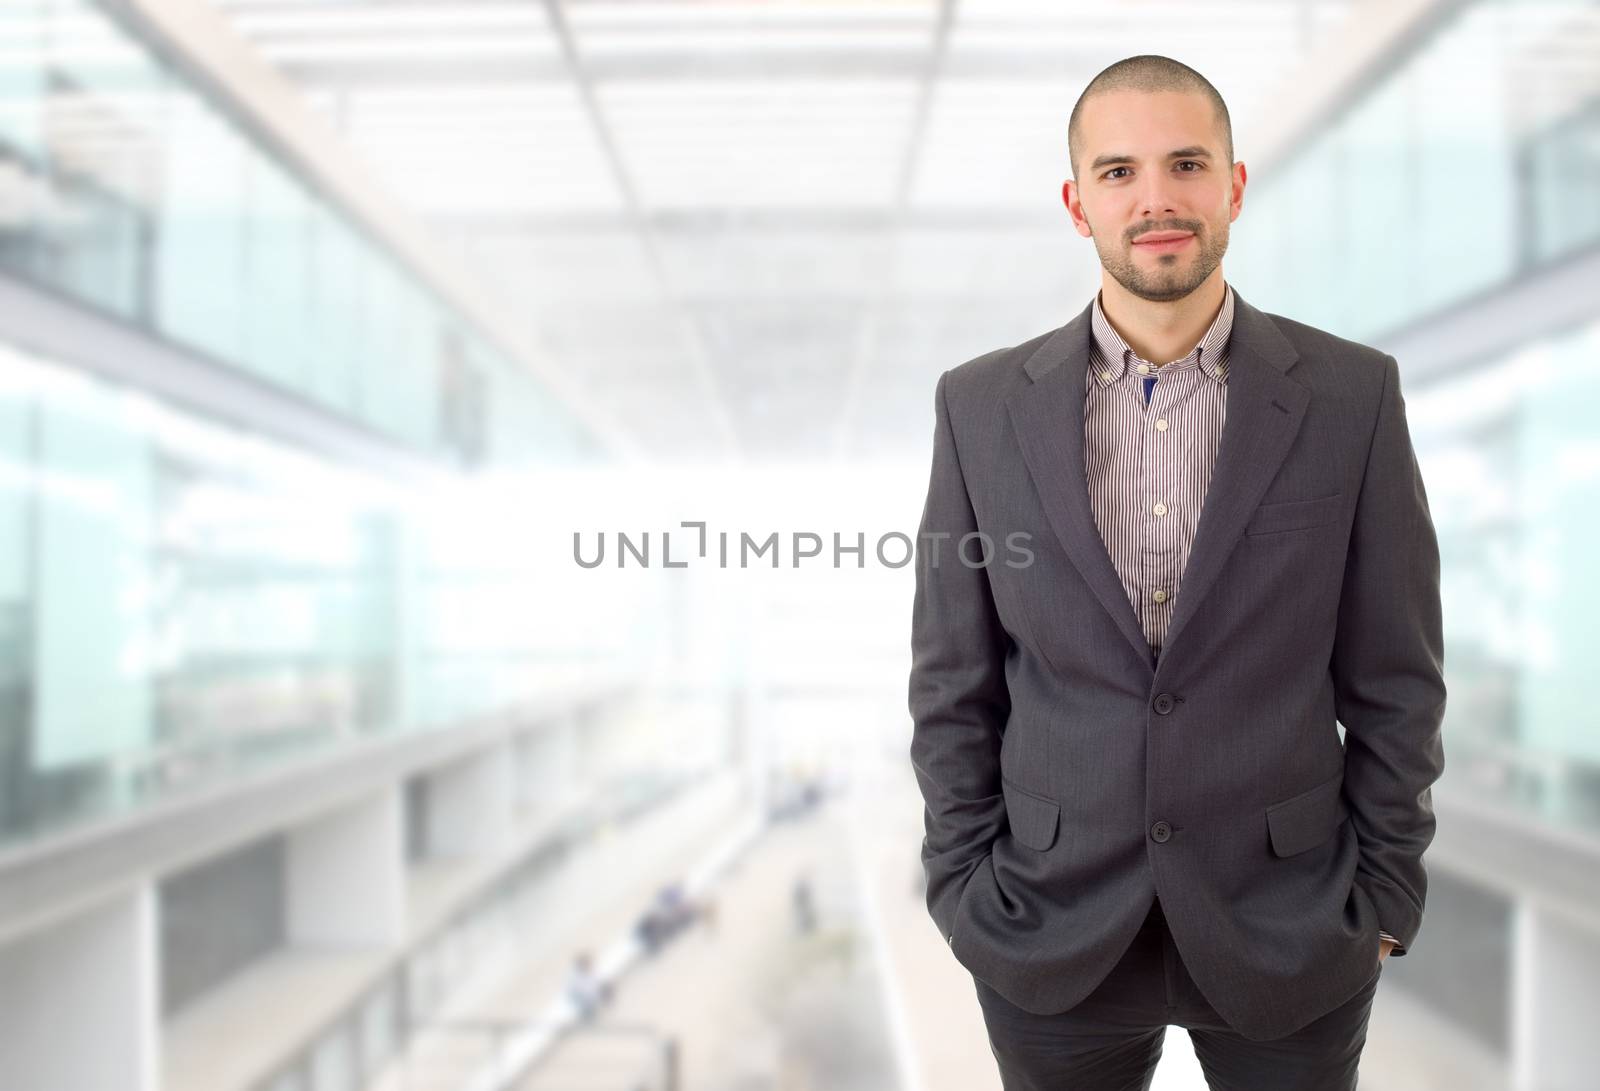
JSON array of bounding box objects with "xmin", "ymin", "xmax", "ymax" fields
[
  {"xmin": 566, "ymin": 950, "xmax": 611, "ymax": 1022},
  {"xmin": 634, "ymin": 894, "xmax": 668, "ymax": 954},
  {"xmin": 792, "ymin": 873, "xmax": 817, "ymax": 935},
  {"xmin": 635, "ymin": 880, "xmax": 698, "ymax": 954},
  {"xmin": 908, "ymin": 54, "xmax": 1445, "ymax": 1090}
]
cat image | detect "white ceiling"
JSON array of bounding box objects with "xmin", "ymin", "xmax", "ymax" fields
[{"xmin": 208, "ymin": 0, "xmax": 1362, "ymax": 462}]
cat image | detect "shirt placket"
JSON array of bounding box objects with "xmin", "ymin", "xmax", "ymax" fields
[{"xmin": 1138, "ymin": 357, "xmax": 1192, "ymax": 650}]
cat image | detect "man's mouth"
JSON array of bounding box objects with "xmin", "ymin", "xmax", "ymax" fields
[{"xmin": 1132, "ymin": 231, "xmax": 1195, "ymax": 253}]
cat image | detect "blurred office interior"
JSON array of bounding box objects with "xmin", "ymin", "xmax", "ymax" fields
[{"xmin": 0, "ymin": 0, "xmax": 1597, "ymax": 1088}]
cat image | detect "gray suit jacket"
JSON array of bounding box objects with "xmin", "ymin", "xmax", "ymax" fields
[{"xmin": 908, "ymin": 286, "xmax": 1446, "ymax": 1042}]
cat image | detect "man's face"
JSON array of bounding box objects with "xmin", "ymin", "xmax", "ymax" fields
[{"xmin": 1064, "ymin": 88, "xmax": 1244, "ymax": 303}]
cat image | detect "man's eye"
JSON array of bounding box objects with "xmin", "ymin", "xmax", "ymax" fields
[
  {"xmin": 1176, "ymin": 161, "xmax": 1202, "ymax": 171},
  {"xmin": 1104, "ymin": 167, "xmax": 1130, "ymax": 180}
]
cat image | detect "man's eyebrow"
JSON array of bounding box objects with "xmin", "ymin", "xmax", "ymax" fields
[{"xmin": 1089, "ymin": 147, "xmax": 1215, "ymax": 172}]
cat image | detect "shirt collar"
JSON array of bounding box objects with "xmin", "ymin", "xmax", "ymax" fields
[{"xmin": 1088, "ymin": 281, "xmax": 1234, "ymax": 388}]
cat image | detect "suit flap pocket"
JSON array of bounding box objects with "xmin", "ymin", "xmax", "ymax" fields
[
  {"xmin": 1245, "ymin": 492, "xmax": 1342, "ymax": 536},
  {"xmin": 1266, "ymin": 772, "xmax": 1349, "ymax": 857},
  {"xmin": 1002, "ymin": 776, "xmax": 1059, "ymax": 851}
]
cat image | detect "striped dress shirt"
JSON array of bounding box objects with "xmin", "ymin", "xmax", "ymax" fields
[
  {"xmin": 1081, "ymin": 280, "xmax": 1400, "ymax": 954},
  {"xmin": 1084, "ymin": 282, "xmax": 1234, "ymax": 660}
]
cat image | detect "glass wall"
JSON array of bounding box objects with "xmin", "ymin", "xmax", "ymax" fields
[
  {"xmin": 0, "ymin": 0, "xmax": 628, "ymax": 849},
  {"xmin": 0, "ymin": 0, "xmax": 594, "ymax": 467},
  {"xmin": 1230, "ymin": 0, "xmax": 1599, "ymax": 341},
  {"xmin": 1408, "ymin": 315, "xmax": 1600, "ymax": 830},
  {"xmin": 0, "ymin": 339, "xmax": 631, "ymax": 849}
]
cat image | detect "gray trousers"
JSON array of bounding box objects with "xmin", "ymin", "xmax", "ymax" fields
[{"xmin": 972, "ymin": 895, "xmax": 1382, "ymax": 1091}]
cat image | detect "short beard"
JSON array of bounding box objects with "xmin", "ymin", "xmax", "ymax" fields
[{"xmin": 1092, "ymin": 218, "xmax": 1228, "ymax": 303}]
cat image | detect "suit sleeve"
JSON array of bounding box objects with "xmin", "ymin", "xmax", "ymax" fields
[
  {"xmin": 908, "ymin": 369, "xmax": 1011, "ymax": 943},
  {"xmin": 1331, "ymin": 354, "xmax": 1447, "ymax": 957}
]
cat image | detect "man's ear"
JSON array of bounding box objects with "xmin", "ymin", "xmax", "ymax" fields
[{"xmin": 1063, "ymin": 179, "xmax": 1093, "ymax": 238}]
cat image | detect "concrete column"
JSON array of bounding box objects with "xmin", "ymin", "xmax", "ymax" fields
[
  {"xmin": 424, "ymin": 741, "xmax": 513, "ymax": 857},
  {"xmin": 513, "ymin": 719, "xmax": 573, "ymax": 814},
  {"xmin": 0, "ymin": 884, "xmax": 158, "ymax": 1091},
  {"xmin": 286, "ymin": 787, "xmax": 405, "ymax": 948},
  {"xmin": 1512, "ymin": 899, "xmax": 1600, "ymax": 1091},
  {"xmin": 554, "ymin": 708, "xmax": 581, "ymax": 796}
]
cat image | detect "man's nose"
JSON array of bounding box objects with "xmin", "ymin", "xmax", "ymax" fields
[{"xmin": 1139, "ymin": 178, "xmax": 1179, "ymax": 217}]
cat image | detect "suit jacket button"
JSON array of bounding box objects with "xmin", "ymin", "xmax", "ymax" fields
[
  {"xmin": 1153, "ymin": 693, "xmax": 1176, "ymax": 714},
  {"xmin": 1151, "ymin": 821, "xmax": 1172, "ymax": 842}
]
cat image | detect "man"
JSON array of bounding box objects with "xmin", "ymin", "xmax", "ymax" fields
[{"xmin": 907, "ymin": 54, "xmax": 1445, "ymax": 1089}]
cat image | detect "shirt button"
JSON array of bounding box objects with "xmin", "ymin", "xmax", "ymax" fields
[
  {"xmin": 1137, "ymin": 363, "xmax": 1151, "ymax": 375},
  {"xmin": 1100, "ymin": 370, "xmax": 1112, "ymax": 382},
  {"xmin": 1155, "ymin": 418, "xmax": 1168, "ymax": 431},
  {"xmin": 1153, "ymin": 502, "xmax": 1167, "ymax": 516},
  {"xmin": 1153, "ymin": 589, "xmax": 1168, "ymax": 603}
]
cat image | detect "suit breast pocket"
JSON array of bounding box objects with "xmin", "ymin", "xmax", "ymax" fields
[{"xmin": 1244, "ymin": 491, "xmax": 1343, "ymax": 537}]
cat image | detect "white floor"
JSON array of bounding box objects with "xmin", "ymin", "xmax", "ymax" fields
[{"xmin": 397, "ymin": 768, "xmax": 1496, "ymax": 1091}]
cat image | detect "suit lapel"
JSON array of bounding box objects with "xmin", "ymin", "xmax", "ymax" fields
[
  {"xmin": 1158, "ymin": 289, "xmax": 1308, "ymax": 661},
  {"xmin": 1004, "ymin": 287, "xmax": 1308, "ymax": 673},
  {"xmin": 1006, "ymin": 299, "xmax": 1151, "ymax": 667}
]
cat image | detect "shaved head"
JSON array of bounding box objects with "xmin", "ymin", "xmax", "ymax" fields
[{"xmin": 1068, "ymin": 55, "xmax": 1233, "ymax": 179}]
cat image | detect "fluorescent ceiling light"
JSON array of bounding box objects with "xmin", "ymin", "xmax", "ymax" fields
[
  {"xmin": 347, "ymin": 114, "xmax": 591, "ymax": 132},
  {"xmin": 258, "ymin": 35, "xmax": 562, "ymax": 61},
  {"xmin": 231, "ymin": 5, "xmax": 551, "ymax": 35},
  {"xmin": 601, "ymin": 104, "xmax": 918, "ymax": 125},
  {"xmin": 599, "ymin": 79, "xmax": 920, "ymax": 103},
  {"xmin": 346, "ymin": 105, "xmax": 589, "ymax": 126},
  {"xmin": 577, "ymin": 29, "xmax": 934, "ymax": 53},
  {"xmin": 950, "ymin": 28, "xmax": 1301, "ymax": 51},
  {"xmin": 342, "ymin": 83, "xmax": 576, "ymax": 108},
  {"xmin": 956, "ymin": 0, "xmax": 1338, "ymax": 19},
  {"xmin": 569, "ymin": 2, "xmax": 938, "ymax": 28}
]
